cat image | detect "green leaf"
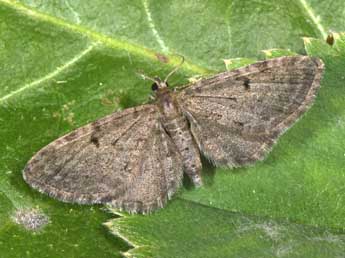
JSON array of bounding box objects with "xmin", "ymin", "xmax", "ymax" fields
[
  {"xmin": 108, "ymin": 200, "xmax": 345, "ymax": 258},
  {"xmin": 11, "ymin": 0, "xmax": 345, "ymax": 69},
  {"xmin": 261, "ymin": 48, "xmax": 298, "ymax": 59},
  {"xmin": 223, "ymin": 57, "xmax": 257, "ymax": 70},
  {"xmin": 1, "ymin": 1, "xmax": 345, "ymax": 257}
]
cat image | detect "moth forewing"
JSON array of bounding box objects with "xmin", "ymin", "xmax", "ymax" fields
[
  {"xmin": 23, "ymin": 105, "xmax": 184, "ymax": 214},
  {"xmin": 177, "ymin": 56, "xmax": 324, "ymax": 168},
  {"xmin": 24, "ymin": 55, "xmax": 324, "ymax": 214}
]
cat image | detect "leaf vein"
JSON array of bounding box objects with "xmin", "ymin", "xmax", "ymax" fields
[
  {"xmin": 142, "ymin": 0, "xmax": 169, "ymax": 53},
  {"xmin": 298, "ymin": 0, "xmax": 327, "ymax": 38},
  {"xmin": 0, "ymin": 0, "xmax": 208, "ymax": 75},
  {"xmin": 0, "ymin": 44, "xmax": 95, "ymax": 103}
]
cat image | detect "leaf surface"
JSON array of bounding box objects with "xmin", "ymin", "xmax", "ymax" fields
[{"xmin": 0, "ymin": 1, "xmax": 344, "ymax": 257}]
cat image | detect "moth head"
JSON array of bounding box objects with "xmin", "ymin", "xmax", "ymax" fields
[
  {"xmin": 136, "ymin": 73, "xmax": 168, "ymax": 92},
  {"xmin": 137, "ymin": 55, "xmax": 184, "ymax": 92},
  {"xmin": 151, "ymin": 77, "xmax": 169, "ymax": 92}
]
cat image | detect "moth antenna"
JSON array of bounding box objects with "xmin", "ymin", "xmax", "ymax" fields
[
  {"xmin": 164, "ymin": 55, "xmax": 185, "ymax": 83},
  {"xmin": 136, "ymin": 71, "xmax": 160, "ymax": 85}
]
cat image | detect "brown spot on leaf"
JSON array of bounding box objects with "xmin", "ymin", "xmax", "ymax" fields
[{"xmin": 155, "ymin": 53, "xmax": 169, "ymax": 63}]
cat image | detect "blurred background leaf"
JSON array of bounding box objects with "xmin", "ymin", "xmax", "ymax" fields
[{"xmin": 0, "ymin": 1, "xmax": 344, "ymax": 257}]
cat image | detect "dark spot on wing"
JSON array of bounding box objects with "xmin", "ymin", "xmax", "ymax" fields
[
  {"xmin": 215, "ymin": 113, "xmax": 223, "ymax": 120},
  {"xmin": 236, "ymin": 76, "xmax": 250, "ymax": 90},
  {"xmin": 90, "ymin": 135, "xmax": 100, "ymax": 148},
  {"xmin": 111, "ymin": 138, "xmax": 120, "ymax": 146},
  {"xmin": 243, "ymin": 78, "xmax": 250, "ymax": 90},
  {"xmin": 195, "ymin": 87, "xmax": 202, "ymax": 93},
  {"xmin": 234, "ymin": 121, "xmax": 244, "ymax": 127}
]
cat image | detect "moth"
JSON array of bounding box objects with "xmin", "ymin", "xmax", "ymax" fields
[{"xmin": 24, "ymin": 56, "xmax": 324, "ymax": 214}]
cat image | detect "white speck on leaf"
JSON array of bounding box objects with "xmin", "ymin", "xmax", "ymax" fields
[{"xmin": 13, "ymin": 208, "xmax": 49, "ymax": 231}]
